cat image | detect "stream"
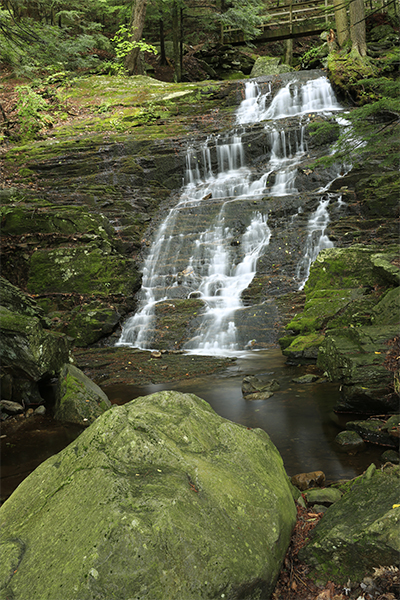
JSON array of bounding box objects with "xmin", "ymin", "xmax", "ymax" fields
[{"xmin": 1, "ymin": 73, "xmax": 384, "ymax": 503}]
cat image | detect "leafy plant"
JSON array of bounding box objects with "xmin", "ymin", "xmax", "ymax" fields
[
  {"xmin": 15, "ymin": 85, "xmax": 54, "ymax": 140},
  {"xmin": 109, "ymin": 24, "xmax": 157, "ymax": 74}
]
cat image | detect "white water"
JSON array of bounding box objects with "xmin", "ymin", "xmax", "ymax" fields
[
  {"xmin": 296, "ymin": 198, "xmax": 334, "ymax": 290},
  {"xmin": 118, "ymin": 76, "xmax": 343, "ymax": 354}
]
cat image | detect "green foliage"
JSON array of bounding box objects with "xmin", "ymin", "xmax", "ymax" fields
[
  {"xmin": 217, "ymin": 0, "xmax": 265, "ymax": 40},
  {"xmin": 105, "ymin": 24, "xmax": 157, "ymax": 75},
  {"xmin": 0, "ymin": 8, "xmax": 111, "ymax": 78},
  {"xmin": 15, "ymin": 85, "xmax": 54, "ymax": 140}
]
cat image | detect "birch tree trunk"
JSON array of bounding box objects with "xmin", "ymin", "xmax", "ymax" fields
[{"xmin": 125, "ymin": 0, "xmax": 148, "ymax": 76}]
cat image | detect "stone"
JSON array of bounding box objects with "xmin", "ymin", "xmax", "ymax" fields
[
  {"xmin": 381, "ymin": 449, "xmax": 399, "ymax": 464},
  {"xmin": 292, "ymin": 374, "xmax": 319, "ymax": 384},
  {"xmin": 299, "ymin": 465, "xmax": 400, "ymax": 585},
  {"xmin": 304, "ymin": 487, "xmax": 343, "ymax": 505},
  {"xmin": 54, "ymin": 364, "xmax": 111, "ymax": 425},
  {"xmin": 250, "ymin": 56, "xmax": 293, "ymax": 77},
  {"xmin": 0, "ymin": 390, "xmax": 297, "ymax": 600},
  {"xmin": 345, "ymin": 419, "xmax": 398, "ymax": 448},
  {"xmin": 34, "ymin": 405, "xmax": 46, "ymax": 416},
  {"xmin": 334, "ymin": 430, "xmax": 365, "ymax": 454},
  {"xmin": 0, "ymin": 303, "xmax": 71, "ymax": 405},
  {"xmin": 291, "ymin": 471, "xmax": 326, "ymax": 491},
  {"xmin": 0, "ymin": 400, "xmax": 24, "ymax": 415},
  {"xmin": 242, "ymin": 375, "xmax": 280, "ymax": 398}
]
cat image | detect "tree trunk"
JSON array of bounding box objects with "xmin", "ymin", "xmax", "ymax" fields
[
  {"xmin": 284, "ymin": 39, "xmax": 293, "ymax": 66},
  {"xmin": 172, "ymin": 2, "xmax": 181, "ymax": 82},
  {"xmin": 333, "ymin": 0, "xmax": 350, "ymax": 47},
  {"xmin": 125, "ymin": 0, "xmax": 148, "ymax": 76},
  {"xmin": 159, "ymin": 18, "xmax": 167, "ymax": 66},
  {"xmin": 349, "ymin": 0, "xmax": 367, "ymax": 56}
]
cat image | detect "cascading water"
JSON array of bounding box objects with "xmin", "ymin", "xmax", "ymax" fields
[
  {"xmin": 296, "ymin": 198, "xmax": 334, "ymax": 290},
  {"xmin": 118, "ymin": 74, "xmax": 344, "ymax": 354}
]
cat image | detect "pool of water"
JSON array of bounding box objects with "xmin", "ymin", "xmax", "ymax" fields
[
  {"xmin": 1, "ymin": 350, "xmax": 384, "ymax": 502},
  {"xmin": 104, "ymin": 349, "xmax": 384, "ymax": 482}
]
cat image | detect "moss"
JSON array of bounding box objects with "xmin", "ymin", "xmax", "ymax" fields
[
  {"xmin": 327, "ymin": 53, "xmax": 379, "ymax": 104},
  {"xmin": 27, "ymin": 245, "xmax": 140, "ymax": 296},
  {"xmin": 281, "ymin": 333, "xmax": 325, "ymax": 357},
  {"xmin": 306, "ymin": 120, "xmax": 340, "ymax": 146}
]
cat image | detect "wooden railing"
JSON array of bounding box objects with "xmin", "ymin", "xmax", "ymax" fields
[{"xmin": 221, "ymin": 0, "xmax": 335, "ymax": 44}]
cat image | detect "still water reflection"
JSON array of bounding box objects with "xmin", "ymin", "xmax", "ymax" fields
[{"xmin": 104, "ymin": 349, "xmax": 383, "ymax": 482}]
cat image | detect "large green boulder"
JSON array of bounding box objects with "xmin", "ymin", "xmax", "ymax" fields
[
  {"xmin": 0, "ymin": 391, "xmax": 297, "ymax": 600},
  {"xmin": 299, "ymin": 464, "xmax": 400, "ymax": 584}
]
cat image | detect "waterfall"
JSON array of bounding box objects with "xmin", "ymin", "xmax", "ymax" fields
[
  {"xmin": 296, "ymin": 198, "xmax": 334, "ymax": 290},
  {"xmin": 118, "ymin": 75, "xmax": 343, "ymax": 354}
]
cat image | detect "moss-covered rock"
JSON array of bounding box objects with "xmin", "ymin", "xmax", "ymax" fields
[
  {"xmin": 27, "ymin": 244, "xmax": 139, "ymax": 296},
  {"xmin": 55, "ymin": 363, "xmax": 111, "ymax": 425},
  {"xmin": 250, "ymin": 56, "xmax": 294, "ymax": 77},
  {"xmin": 0, "ymin": 306, "xmax": 70, "ymax": 382},
  {"xmin": 317, "ymin": 324, "xmax": 399, "ymax": 412},
  {"xmin": 279, "ymin": 245, "xmax": 399, "ymax": 410},
  {"xmin": 0, "ymin": 390, "xmax": 296, "ymax": 600},
  {"xmin": 299, "ymin": 465, "xmax": 400, "ymax": 585}
]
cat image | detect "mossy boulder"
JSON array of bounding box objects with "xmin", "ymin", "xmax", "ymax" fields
[
  {"xmin": 0, "ymin": 306, "xmax": 70, "ymax": 383},
  {"xmin": 0, "ymin": 276, "xmax": 47, "ymax": 325},
  {"xmin": 317, "ymin": 324, "xmax": 399, "ymax": 413},
  {"xmin": 299, "ymin": 465, "xmax": 400, "ymax": 585},
  {"xmin": 55, "ymin": 364, "xmax": 111, "ymax": 425},
  {"xmin": 0, "ymin": 390, "xmax": 297, "ymax": 600},
  {"xmin": 0, "ymin": 287, "xmax": 71, "ymax": 406},
  {"xmin": 250, "ymin": 57, "xmax": 294, "ymax": 77}
]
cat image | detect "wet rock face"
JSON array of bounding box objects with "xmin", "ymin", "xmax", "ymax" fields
[{"xmin": 0, "ymin": 390, "xmax": 296, "ymax": 600}]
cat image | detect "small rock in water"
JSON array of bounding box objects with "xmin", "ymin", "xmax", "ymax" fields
[
  {"xmin": 0, "ymin": 400, "xmax": 24, "ymax": 415},
  {"xmin": 291, "ymin": 470, "xmax": 326, "ymax": 491},
  {"xmin": 335, "ymin": 430, "xmax": 365, "ymax": 455},
  {"xmin": 242, "ymin": 375, "xmax": 280, "ymax": 399},
  {"xmin": 151, "ymin": 351, "xmax": 162, "ymax": 358},
  {"xmin": 381, "ymin": 449, "xmax": 399, "ymax": 464},
  {"xmin": 244, "ymin": 391, "xmax": 274, "ymax": 401},
  {"xmin": 35, "ymin": 405, "xmax": 46, "ymax": 416},
  {"xmin": 292, "ymin": 374, "xmax": 319, "ymax": 384}
]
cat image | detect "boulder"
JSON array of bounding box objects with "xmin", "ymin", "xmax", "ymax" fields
[
  {"xmin": 299, "ymin": 464, "xmax": 400, "ymax": 585},
  {"xmin": 334, "ymin": 430, "xmax": 365, "ymax": 454},
  {"xmin": 242, "ymin": 374, "xmax": 280, "ymax": 400},
  {"xmin": 0, "ymin": 390, "xmax": 297, "ymax": 600},
  {"xmin": 345, "ymin": 418, "xmax": 398, "ymax": 449},
  {"xmin": 304, "ymin": 487, "xmax": 343, "ymax": 505},
  {"xmin": 291, "ymin": 470, "xmax": 326, "ymax": 491},
  {"xmin": 54, "ymin": 363, "xmax": 112, "ymax": 425},
  {"xmin": 250, "ymin": 57, "xmax": 294, "ymax": 77},
  {"xmin": 0, "ymin": 299, "xmax": 71, "ymax": 405}
]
